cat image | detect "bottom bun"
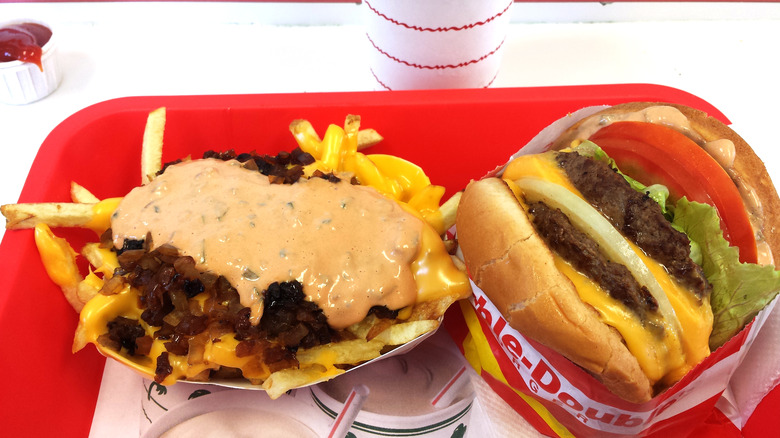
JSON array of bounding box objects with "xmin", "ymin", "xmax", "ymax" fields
[{"xmin": 456, "ymin": 177, "xmax": 653, "ymax": 403}]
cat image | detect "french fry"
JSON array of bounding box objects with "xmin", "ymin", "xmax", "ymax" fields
[
  {"xmin": 407, "ymin": 294, "xmax": 458, "ymax": 322},
  {"xmin": 439, "ymin": 191, "xmax": 462, "ymax": 232},
  {"xmin": 451, "ymin": 254, "xmax": 466, "ymax": 271},
  {"xmin": 34, "ymin": 223, "xmax": 86, "ymax": 312},
  {"xmin": 344, "ymin": 114, "xmax": 361, "ymax": 135},
  {"xmin": 141, "ymin": 107, "xmax": 166, "ymax": 184},
  {"xmin": 264, "ymin": 336, "xmax": 385, "ymax": 398},
  {"xmin": 296, "ymin": 339, "xmax": 385, "ymax": 367},
  {"xmin": 373, "ymin": 319, "xmax": 440, "ymax": 346},
  {"xmin": 365, "ymin": 318, "xmax": 395, "ymax": 341},
  {"xmin": 342, "ymin": 115, "xmax": 360, "ymax": 161},
  {"xmin": 70, "ymin": 182, "xmax": 100, "ymax": 203},
  {"xmin": 346, "ymin": 313, "xmax": 380, "ymax": 340},
  {"xmin": 319, "ymin": 124, "xmax": 346, "ymax": 172},
  {"xmin": 357, "ymin": 128, "xmax": 383, "ymax": 150},
  {"xmin": 81, "ymin": 242, "xmax": 119, "ymax": 277},
  {"xmin": 263, "ymin": 364, "xmax": 343, "ymax": 400},
  {"xmin": 346, "ymin": 153, "xmax": 402, "ymax": 199},
  {"xmin": 1, "ymin": 202, "xmax": 95, "ymax": 230},
  {"xmin": 290, "ymin": 117, "xmax": 382, "ymax": 155},
  {"xmin": 76, "ymin": 278, "xmax": 101, "ymax": 309},
  {"xmin": 289, "ymin": 119, "xmax": 322, "ymax": 157},
  {"xmin": 0, "ymin": 198, "xmax": 119, "ymax": 235},
  {"xmin": 408, "ymin": 184, "xmax": 447, "ymax": 233}
]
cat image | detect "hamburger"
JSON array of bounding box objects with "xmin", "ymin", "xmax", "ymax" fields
[{"xmin": 455, "ymin": 102, "xmax": 780, "ymax": 403}]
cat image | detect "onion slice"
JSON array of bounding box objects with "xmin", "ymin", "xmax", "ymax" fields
[{"xmin": 514, "ymin": 177, "xmax": 682, "ymax": 338}]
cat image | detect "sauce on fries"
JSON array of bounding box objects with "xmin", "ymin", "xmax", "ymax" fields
[{"xmin": 1, "ymin": 110, "xmax": 470, "ymax": 398}]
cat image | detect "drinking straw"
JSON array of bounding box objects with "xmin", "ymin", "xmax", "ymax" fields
[
  {"xmin": 327, "ymin": 384, "xmax": 370, "ymax": 438},
  {"xmin": 431, "ymin": 365, "xmax": 469, "ymax": 408}
]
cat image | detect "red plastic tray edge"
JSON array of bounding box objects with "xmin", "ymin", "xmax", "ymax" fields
[{"xmin": 0, "ymin": 84, "xmax": 736, "ymax": 438}]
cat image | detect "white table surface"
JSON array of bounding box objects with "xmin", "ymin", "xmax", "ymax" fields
[
  {"xmin": 2, "ymin": 2, "xmax": 780, "ymax": 435},
  {"xmin": 2, "ymin": 3, "xmax": 780, "ymax": 245}
]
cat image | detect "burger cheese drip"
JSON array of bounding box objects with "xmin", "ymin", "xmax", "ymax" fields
[
  {"xmin": 111, "ymin": 158, "xmax": 423, "ymax": 330},
  {"xmin": 567, "ymin": 105, "xmax": 772, "ymax": 266},
  {"xmin": 503, "ymin": 152, "xmax": 712, "ymax": 386}
]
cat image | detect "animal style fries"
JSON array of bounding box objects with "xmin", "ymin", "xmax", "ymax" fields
[{"xmin": 1, "ymin": 109, "xmax": 470, "ymax": 399}]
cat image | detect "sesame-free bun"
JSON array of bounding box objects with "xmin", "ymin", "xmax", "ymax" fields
[{"xmin": 455, "ymin": 177, "xmax": 654, "ymax": 403}]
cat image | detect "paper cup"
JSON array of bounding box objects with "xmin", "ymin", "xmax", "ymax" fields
[
  {"xmin": 140, "ymin": 387, "xmax": 331, "ymax": 438},
  {"xmin": 0, "ymin": 19, "xmax": 62, "ymax": 105},
  {"xmin": 363, "ymin": 0, "xmax": 513, "ymax": 90}
]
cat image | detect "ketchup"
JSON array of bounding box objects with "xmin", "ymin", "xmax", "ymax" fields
[{"xmin": 0, "ymin": 22, "xmax": 52, "ymax": 71}]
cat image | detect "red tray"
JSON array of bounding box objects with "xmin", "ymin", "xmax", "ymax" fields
[{"xmin": 2, "ymin": 84, "xmax": 768, "ymax": 437}]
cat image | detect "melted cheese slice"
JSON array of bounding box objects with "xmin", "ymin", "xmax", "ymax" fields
[{"xmin": 505, "ymin": 153, "xmax": 712, "ymax": 386}]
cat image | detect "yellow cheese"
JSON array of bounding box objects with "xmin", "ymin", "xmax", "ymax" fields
[
  {"xmin": 511, "ymin": 151, "xmax": 711, "ymax": 386},
  {"xmin": 554, "ymin": 257, "xmax": 677, "ymax": 382},
  {"xmin": 413, "ymin": 217, "xmax": 472, "ymax": 303},
  {"xmin": 34, "ymin": 223, "xmax": 80, "ymax": 288},
  {"xmin": 503, "ymin": 153, "xmax": 580, "ymax": 196},
  {"xmin": 629, "ymin": 243, "xmax": 713, "ymax": 385},
  {"xmin": 320, "ymin": 124, "xmax": 346, "ymax": 172},
  {"xmin": 84, "ymin": 197, "xmax": 123, "ymax": 234},
  {"xmin": 368, "ymin": 154, "xmax": 433, "ymax": 203}
]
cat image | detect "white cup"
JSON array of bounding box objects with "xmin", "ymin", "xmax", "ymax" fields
[
  {"xmin": 141, "ymin": 388, "xmax": 331, "ymax": 437},
  {"xmin": 363, "ymin": 0, "xmax": 514, "ymax": 90},
  {"xmin": 0, "ymin": 19, "xmax": 62, "ymax": 105}
]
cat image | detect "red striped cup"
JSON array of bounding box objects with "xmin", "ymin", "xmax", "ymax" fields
[{"xmin": 363, "ymin": 0, "xmax": 514, "ymax": 90}]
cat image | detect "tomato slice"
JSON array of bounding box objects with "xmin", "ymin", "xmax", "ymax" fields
[{"xmin": 589, "ymin": 121, "xmax": 757, "ymax": 264}]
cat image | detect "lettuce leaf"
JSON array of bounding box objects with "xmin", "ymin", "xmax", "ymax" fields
[{"xmin": 671, "ymin": 198, "xmax": 780, "ymax": 350}]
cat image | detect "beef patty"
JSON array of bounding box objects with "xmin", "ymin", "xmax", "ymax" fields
[{"xmin": 557, "ymin": 151, "xmax": 710, "ymax": 299}]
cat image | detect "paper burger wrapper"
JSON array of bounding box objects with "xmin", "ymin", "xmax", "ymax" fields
[
  {"xmin": 362, "ymin": 0, "xmax": 513, "ymax": 90},
  {"xmin": 444, "ymin": 283, "xmax": 779, "ymax": 437},
  {"xmin": 442, "ymin": 105, "xmax": 780, "ymax": 437}
]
